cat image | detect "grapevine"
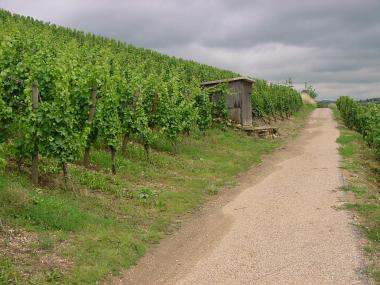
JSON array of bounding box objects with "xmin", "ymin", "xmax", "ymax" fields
[
  {"xmin": 0, "ymin": 9, "xmax": 306, "ymax": 184},
  {"xmin": 337, "ymin": 96, "xmax": 380, "ymax": 156}
]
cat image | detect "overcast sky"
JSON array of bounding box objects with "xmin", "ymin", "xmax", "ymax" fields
[{"xmin": 1, "ymin": 0, "xmax": 380, "ymax": 100}]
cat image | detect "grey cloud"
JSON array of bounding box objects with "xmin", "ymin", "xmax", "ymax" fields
[{"xmin": 0, "ymin": 0, "xmax": 379, "ymax": 100}]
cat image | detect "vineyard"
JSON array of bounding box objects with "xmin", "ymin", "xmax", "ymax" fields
[
  {"xmin": 0, "ymin": 9, "xmax": 302, "ymax": 185},
  {"xmin": 336, "ymin": 96, "xmax": 380, "ymax": 157},
  {"xmin": 251, "ymin": 79, "xmax": 302, "ymax": 121},
  {"xmin": 0, "ymin": 9, "xmax": 308, "ymax": 285}
]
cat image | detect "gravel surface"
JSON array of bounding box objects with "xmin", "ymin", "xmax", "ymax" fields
[{"xmin": 112, "ymin": 108, "xmax": 367, "ymax": 285}]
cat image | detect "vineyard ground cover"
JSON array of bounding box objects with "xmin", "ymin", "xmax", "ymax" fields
[
  {"xmin": 0, "ymin": 105, "xmax": 313, "ymax": 285},
  {"xmin": 333, "ymin": 105, "xmax": 380, "ymax": 283}
]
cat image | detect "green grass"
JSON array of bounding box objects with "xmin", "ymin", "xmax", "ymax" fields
[
  {"xmin": 0, "ymin": 105, "xmax": 314, "ymax": 284},
  {"xmin": 0, "ymin": 255, "xmax": 22, "ymax": 285},
  {"xmin": 0, "ymin": 175, "xmax": 90, "ymax": 232},
  {"xmin": 336, "ymin": 132, "xmax": 359, "ymax": 158},
  {"xmin": 333, "ymin": 105, "xmax": 380, "ymax": 283},
  {"xmin": 339, "ymin": 184, "xmax": 367, "ymax": 197}
]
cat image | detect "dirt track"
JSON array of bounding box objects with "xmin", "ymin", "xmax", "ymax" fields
[{"xmin": 113, "ymin": 108, "xmax": 367, "ymax": 285}]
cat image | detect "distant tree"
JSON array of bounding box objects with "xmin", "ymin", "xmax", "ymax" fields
[
  {"xmin": 302, "ymin": 83, "xmax": 318, "ymax": 99},
  {"xmin": 285, "ymin": 78, "xmax": 293, "ymax": 87}
]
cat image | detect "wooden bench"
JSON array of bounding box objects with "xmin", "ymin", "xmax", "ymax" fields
[{"xmin": 241, "ymin": 125, "xmax": 279, "ymax": 138}]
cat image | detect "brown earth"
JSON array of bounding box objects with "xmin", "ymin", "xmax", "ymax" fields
[{"xmin": 110, "ymin": 108, "xmax": 368, "ymax": 285}]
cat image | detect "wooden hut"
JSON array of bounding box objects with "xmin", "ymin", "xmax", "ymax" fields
[{"xmin": 201, "ymin": 77, "xmax": 253, "ymax": 126}]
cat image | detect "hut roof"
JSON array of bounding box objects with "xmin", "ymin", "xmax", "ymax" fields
[{"xmin": 201, "ymin": 76, "xmax": 254, "ymax": 86}]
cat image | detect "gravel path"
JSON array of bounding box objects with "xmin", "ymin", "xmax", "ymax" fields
[{"xmin": 113, "ymin": 108, "xmax": 367, "ymax": 285}]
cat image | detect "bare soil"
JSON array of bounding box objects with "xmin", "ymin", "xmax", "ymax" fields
[{"xmin": 110, "ymin": 109, "xmax": 367, "ymax": 285}]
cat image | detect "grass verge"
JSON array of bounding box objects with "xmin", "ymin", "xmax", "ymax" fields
[
  {"xmin": 0, "ymin": 105, "xmax": 314, "ymax": 284},
  {"xmin": 332, "ymin": 105, "xmax": 380, "ymax": 283}
]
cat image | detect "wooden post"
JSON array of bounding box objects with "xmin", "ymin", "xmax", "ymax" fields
[
  {"xmin": 144, "ymin": 143, "xmax": 150, "ymax": 161},
  {"xmin": 83, "ymin": 87, "xmax": 97, "ymax": 166},
  {"xmin": 122, "ymin": 89, "xmax": 140, "ymax": 156},
  {"xmin": 83, "ymin": 146, "xmax": 91, "ymax": 166},
  {"xmin": 88, "ymin": 87, "xmax": 97, "ymax": 121},
  {"xmin": 62, "ymin": 162, "xmax": 70, "ymax": 190},
  {"xmin": 122, "ymin": 134, "xmax": 129, "ymax": 155},
  {"xmin": 110, "ymin": 146, "xmax": 116, "ymax": 175},
  {"xmin": 31, "ymin": 81, "xmax": 39, "ymax": 185}
]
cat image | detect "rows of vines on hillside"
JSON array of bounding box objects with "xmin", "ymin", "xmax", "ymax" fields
[
  {"xmin": 0, "ymin": 10, "xmax": 237, "ymax": 183},
  {"xmin": 251, "ymin": 79, "xmax": 303, "ymax": 122},
  {"xmin": 336, "ymin": 96, "xmax": 380, "ymax": 157},
  {"xmin": 0, "ymin": 9, "xmax": 303, "ymax": 186}
]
